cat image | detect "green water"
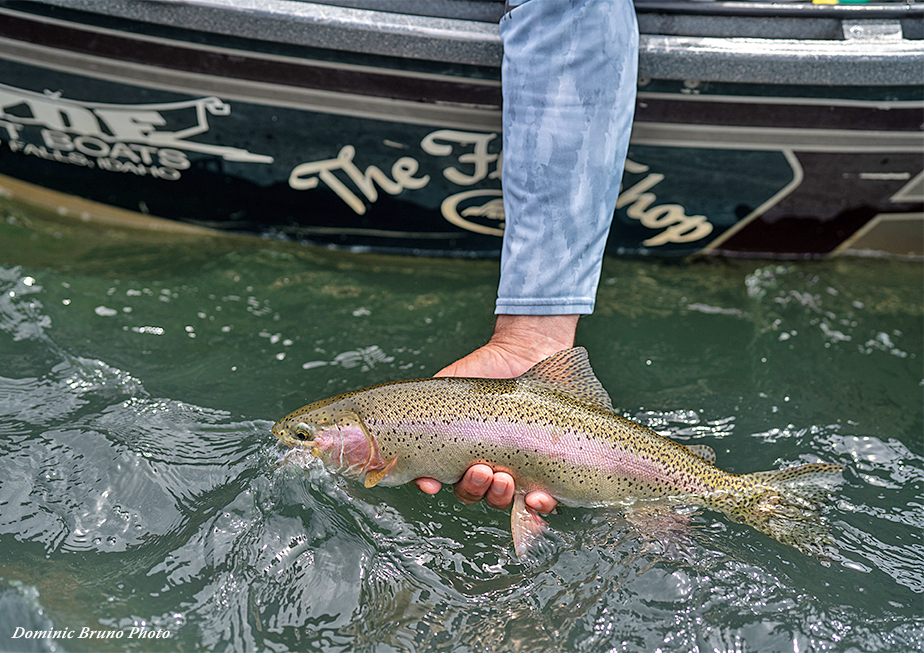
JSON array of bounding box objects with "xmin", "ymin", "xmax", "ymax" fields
[{"xmin": 0, "ymin": 201, "xmax": 921, "ymax": 653}]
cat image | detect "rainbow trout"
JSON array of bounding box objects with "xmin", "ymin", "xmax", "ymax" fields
[{"xmin": 274, "ymin": 348, "xmax": 843, "ymax": 558}]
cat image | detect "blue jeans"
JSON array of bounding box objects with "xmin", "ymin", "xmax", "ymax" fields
[{"xmin": 496, "ymin": 0, "xmax": 638, "ymax": 315}]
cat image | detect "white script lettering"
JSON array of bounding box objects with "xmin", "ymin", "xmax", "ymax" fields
[
  {"xmin": 420, "ymin": 129, "xmax": 500, "ymax": 185},
  {"xmin": 617, "ymin": 160, "xmax": 714, "ymax": 246},
  {"xmin": 289, "ymin": 145, "xmax": 429, "ymax": 215}
]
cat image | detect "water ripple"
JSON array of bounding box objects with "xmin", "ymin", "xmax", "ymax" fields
[
  {"xmin": 1, "ymin": 245, "xmax": 921, "ymax": 652},
  {"xmin": 0, "ymin": 355, "xmax": 267, "ymax": 556}
]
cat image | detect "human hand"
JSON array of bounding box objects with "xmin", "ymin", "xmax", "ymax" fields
[
  {"xmin": 414, "ymin": 465, "xmax": 557, "ymax": 513},
  {"xmin": 433, "ymin": 314, "xmax": 580, "ymax": 379},
  {"xmin": 414, "ymin": 314, "xmax": 578, "ymax": 513}
]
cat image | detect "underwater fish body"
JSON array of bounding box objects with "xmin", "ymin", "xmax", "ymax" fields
[{"xmin": 273, "ymin": 347, "xmax": 843, "ymax": 558}]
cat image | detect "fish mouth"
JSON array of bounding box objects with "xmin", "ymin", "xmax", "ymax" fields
[
  {"xmin": 271, "ymin": 419, "xmax": 293, "ymax": 445},
  {"xmin": 272, "ymin": 418, "xmax": 321, "ymax": 455}
]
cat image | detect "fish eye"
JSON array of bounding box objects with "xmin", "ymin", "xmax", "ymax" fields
[{"xmin": 293, "ymin": 424, "xmax": 314, "ymax": 441}]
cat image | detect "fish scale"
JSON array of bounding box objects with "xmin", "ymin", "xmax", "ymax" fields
[{"xmin": 274, "ymin": 347, "xmax": 843, "ymax": 558}]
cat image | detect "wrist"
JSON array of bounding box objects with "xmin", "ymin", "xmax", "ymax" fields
[{"xmin": 489, "ymin": 314, "xmax": 579, "ymax": 358}]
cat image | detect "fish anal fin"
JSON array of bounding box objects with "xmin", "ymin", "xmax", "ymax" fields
[
  {"xmin": 364, "ymin": 456, "xmax": 398, "ymax": 488},
  {"xmin": 518, "ymin": 347, "xmax": 614, "ymax": 413},
  {"xmin": 511, "ymin": 493, "xmax": 549, "ymax": 559},
  {"xmin": 685, "ymin": 444, "xmax": 716, "ymax": 465},
  {"xmin": 624, "ymin": 503, "xmax": 696, "ymax": 558}
]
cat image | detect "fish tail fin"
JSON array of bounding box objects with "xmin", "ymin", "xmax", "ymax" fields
[{"xmin": 709, "ymin": 462, "xmax": 844, "ymax": 557}]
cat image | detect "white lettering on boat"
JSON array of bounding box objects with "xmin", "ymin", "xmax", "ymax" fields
[
  {"xmin": 288, "ymin": 130, "xmax": 498, "ymax": 217},
  {"xmin": 619, "ymin": 160, "xmax": 714, "ymax": 246},
  {"xmin": 288, "ymin": 145, "xmax": 429, "ymax": 215},
  {"xmin": 422, "ymin": 130, "xmax": 504, "ymax": 235},
  {"xmin": 288, "ymin": 131, "xmax": 713, "ymax": 248},
  {"xmin": 420, "ymin": 129, "xmax": 500, "ymax": 185},
  {"xmin": 0, "ymin": 83, "xmax": 273, "ymax": 181}
]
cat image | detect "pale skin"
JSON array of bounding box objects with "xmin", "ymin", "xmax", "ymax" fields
[{"xmin": 413, "ymin": 314, "xmax": 579, "ymax": 514}]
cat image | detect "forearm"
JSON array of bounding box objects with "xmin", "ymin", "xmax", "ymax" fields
[{"xmin": 496, "ymin": 0, "xmax": 639, "ymax": 316}]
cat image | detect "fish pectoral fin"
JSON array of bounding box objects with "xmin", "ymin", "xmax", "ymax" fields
[
  {"xmin": 364, "ymin": 456, "xmax": 398, "ymax": 488},
  {"xmin": 511, "ymin": 493, "xmax": 549, "ymax": 559}
]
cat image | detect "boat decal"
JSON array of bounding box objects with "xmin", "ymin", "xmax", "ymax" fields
[
  {"xmin": 420, "ymin": 130, "xmax": 501, "ymax": 186},
  {"xmin": 0, "ymin": 83, "xmax": 273, "ymax": 181},
  {"xmin": 289, "ymin": 129, "xmax": 502, "ymax": 221},
  {"xmin": 288, "ymin": 128, "xmax": 734, "ymax": 249},
  {"xmin": 831, "ymin": 211, "xmax": 924, "ymax": 257},
  {"xmin": 289, "ymin": 144, "xmax": 430, "ymax": 215},
  {"xmin": 617, "ymin": 159, "xmax": 714, "ymax": 247},
  {"xmin": 441, "ymin": 189, "xmax": 504, "ymax": 237},
  {"xmin": 889, "ymin": 170, "xmax": 924, "ymax": 204}
]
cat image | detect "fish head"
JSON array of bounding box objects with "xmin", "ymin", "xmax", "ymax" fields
[{"xmin": 273, "ymin": 402, "xmax": 381, "ymax": 481}]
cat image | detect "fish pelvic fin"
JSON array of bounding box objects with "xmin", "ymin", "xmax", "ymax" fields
[
  {"xmin": 709, "ymin": 462, "xmax": 844, "ymax": 557},
  {"xmin": 518, "ymin": 347, "xmax": 615, "ymax": 413},
  {"xmin": 364, "ymin": 456, "xmax": 398, "ymax": 488},
  {"xmin": 511, "ymin": 493, "xmax": 549, "ymax": 559}
]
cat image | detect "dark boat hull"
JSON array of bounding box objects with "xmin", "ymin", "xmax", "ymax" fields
[{"xmin": 1, "ymin": 0, "xmax": 921, "ymax": 257}]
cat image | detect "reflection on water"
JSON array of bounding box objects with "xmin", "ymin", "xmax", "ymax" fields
[{"xmin": 0, "ymin": 205, "xmax": 921, "ymax": 652}]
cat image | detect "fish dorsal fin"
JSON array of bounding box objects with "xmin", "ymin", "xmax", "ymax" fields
[
  {"xmin": 518, "ymin": 347, "xmax": 614, "ymax": 413},
  {"xmin": 685, "ymin": 444, "xmax": 716, "ymax": 465}
]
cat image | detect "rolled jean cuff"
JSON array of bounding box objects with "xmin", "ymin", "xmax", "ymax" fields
[{"xmin": 495, "ymin": 298, "xmax": 596, "ymax": 316}]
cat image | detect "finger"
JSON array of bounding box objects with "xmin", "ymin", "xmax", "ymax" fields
[
  {"xmin": 453, "ymin": 464, "xmax": 493, "ymax": 505},
  {"xmin": 525, "ymin": 490, "xmax": 557, "ymax": 514},
  {"xmin": 414, "ymin": 477, "xmax": 442, "ymax": 495},
  {"xmin": 484, "ymin": 472, "xmax": 515, "ymax": 510}
]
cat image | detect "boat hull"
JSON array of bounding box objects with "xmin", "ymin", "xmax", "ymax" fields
[{"xmin": 1, "ymin": 0, "xmax": 921, "ymax": 257}]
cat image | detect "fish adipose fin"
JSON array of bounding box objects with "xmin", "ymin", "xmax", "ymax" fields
[
  {"xmin": 713, "ymin": 462, "xmax": 844, "ymax": 557},
  {"xmin": 511, "ymin": 493, "xmax": 549, "ymax": 559},
  {"xmin": 519, "ymin": 347, "xmax": 615, "ymax": 413}
]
